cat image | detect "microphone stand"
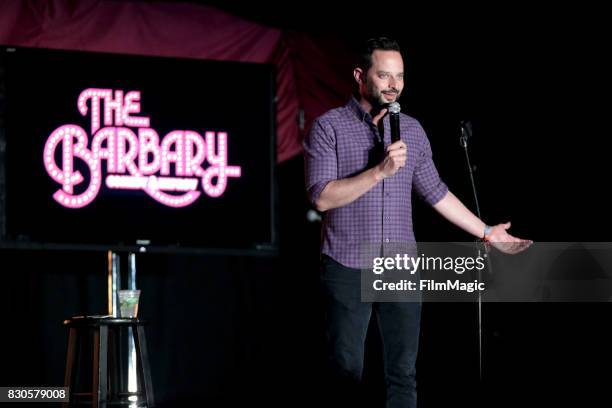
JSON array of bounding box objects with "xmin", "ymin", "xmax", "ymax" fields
[{"xmin": 459, "ymin": 121, "xmax": 492, "ymax": 383}]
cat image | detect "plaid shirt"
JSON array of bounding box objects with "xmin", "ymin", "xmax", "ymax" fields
[{"xmin": 304, "ymin": 97, "xmax": 448, "ymax": 268}]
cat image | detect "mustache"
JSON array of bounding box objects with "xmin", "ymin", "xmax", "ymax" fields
[{"xmin": 382, "ymin": 89, "xmax": 399, "ymax": 94}]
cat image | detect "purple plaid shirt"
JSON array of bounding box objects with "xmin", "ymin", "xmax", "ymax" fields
[{"xmin": 304, "ymin": 97, "xmax": 448, "ymax": 268}]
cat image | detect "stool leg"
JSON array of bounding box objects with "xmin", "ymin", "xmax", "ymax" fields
[
  {"xmin": 63, "ymin": 327, "xmax": 77, "ymax": 408},
  {"xmin": 134, "ymin": 326, "xmax": 155, "ymax": 407},
  {"xmin": 93, "ymin": 326, "xmax": 109, "ymax": 408},
  {"xmin": 107, "ymin": 327, "xmax": 121, "ymax": 402}
]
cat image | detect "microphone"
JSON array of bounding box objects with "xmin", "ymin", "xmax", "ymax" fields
[
  {"xmin": 460, "ymin": 120, "xmax": 473, "ymax": 139},
  {"xmin": 388, "ymin": 102, "xmax": 401, "ymax": 143},
  {"xmin": 460, "ymin": 120, "xmax": 473, "ymax": 147}
]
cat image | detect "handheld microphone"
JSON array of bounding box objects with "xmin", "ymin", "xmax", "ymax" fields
[{"xmin": 388, "ymin": 102, "xmax": 401, "ymax": 143}]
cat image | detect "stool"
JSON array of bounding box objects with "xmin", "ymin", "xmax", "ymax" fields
[{"xmin": 63, "ymin": 316, "xmax": 155, "ymax": 407}]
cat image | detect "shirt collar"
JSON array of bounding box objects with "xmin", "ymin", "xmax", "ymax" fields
[{"xmin": 346, "ymin": 96, "xmax": 372, "ymax": 123}]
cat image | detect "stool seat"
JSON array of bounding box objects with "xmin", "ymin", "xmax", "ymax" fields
[
  {"xmin": 63, "ymin": 315, "xmax": 155, "ymax": 407},
  {"xmin": 65, "ymin": 316, "xmax": 147, "ymax": 326}
]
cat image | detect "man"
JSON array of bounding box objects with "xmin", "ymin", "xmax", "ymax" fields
[{"xmin": 303, "ymin": 37, "xmax": 531, "ymax": 407}]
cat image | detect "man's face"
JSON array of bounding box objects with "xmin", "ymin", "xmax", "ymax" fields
[{"xmin": 360, "ymin": 50, "xmax": 404, "ymax": 107}]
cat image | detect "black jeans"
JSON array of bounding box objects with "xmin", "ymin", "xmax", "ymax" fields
[{"xmin": 320, "ymin": 255, "xmax": 421, "ymax": 408}]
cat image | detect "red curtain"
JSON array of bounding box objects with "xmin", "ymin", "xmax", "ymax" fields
[{"xmin": 287, "ymin": 32, "xmax": 355, "ymax": 142}]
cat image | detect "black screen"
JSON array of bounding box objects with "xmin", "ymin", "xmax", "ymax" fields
[{"xmin": 0, "ymin": 47, "xmax": 277, "ymax": 254}]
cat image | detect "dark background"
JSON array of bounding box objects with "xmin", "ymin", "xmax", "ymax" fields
[{"xmin": 1, "ymin": 2, "xmax": 611, "ymax": 407}]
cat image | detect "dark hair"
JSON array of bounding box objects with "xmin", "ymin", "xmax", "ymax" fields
[{"xmin": 356, "ymin": 37, "xmax": 401, "ymax": 72}]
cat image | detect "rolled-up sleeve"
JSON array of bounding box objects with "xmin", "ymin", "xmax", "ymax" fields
[
  {"xmin": 303, "ymin": 118, "xmax": 338, "ymax": 206},
  {"xmin": 413, "ymin": 128, "xmax": 448, "ymax": 206}
]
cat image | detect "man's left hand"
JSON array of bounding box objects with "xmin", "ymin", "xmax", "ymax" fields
[{"xmin": 486, "ymin": 222, "xmax": 532, "ymax": 254}]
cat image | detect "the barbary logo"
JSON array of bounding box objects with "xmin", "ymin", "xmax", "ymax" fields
[{"xmin": 43, "ymin": 88, "xmax": 241, "ymax": 208}]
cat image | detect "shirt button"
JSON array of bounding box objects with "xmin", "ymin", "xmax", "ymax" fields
[{"xmin": 385, "ymin": 238, "xmax": 390, "ymax": 243}]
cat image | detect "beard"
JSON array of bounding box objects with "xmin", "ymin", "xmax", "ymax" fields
[{"xmin": 365, "ymin": 80, "xmax": 401, "ymax": 109}]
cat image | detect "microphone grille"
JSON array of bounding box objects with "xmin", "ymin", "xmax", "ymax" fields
[{"xmin": 388, "ymin": 102, "xmax": 401, "ymax": 114}]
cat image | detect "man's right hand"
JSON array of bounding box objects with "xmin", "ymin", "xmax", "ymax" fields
[{"xmin": 376, "ymin": 140, "xmax": 407, "ymax": 180}]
